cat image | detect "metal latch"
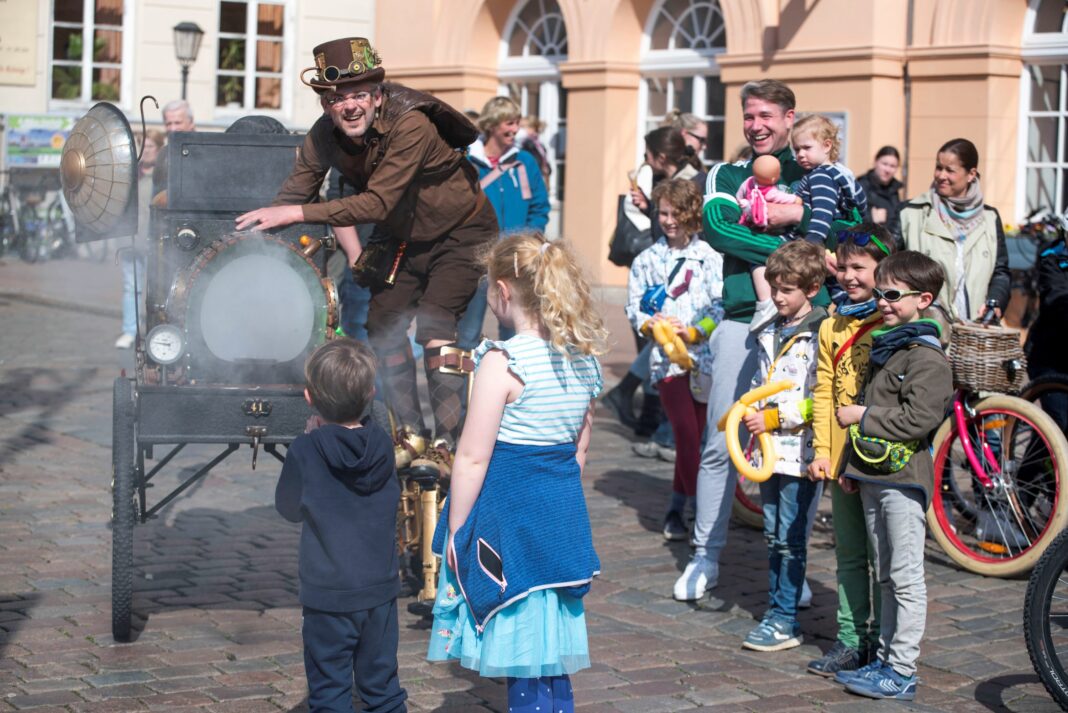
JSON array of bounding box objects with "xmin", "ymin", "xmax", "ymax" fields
[{"xmin": 246, "ymin": 425, "xmax": 267, "ymax": 469}]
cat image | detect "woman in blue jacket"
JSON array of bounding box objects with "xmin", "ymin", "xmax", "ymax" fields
[{"xmin": 457, "ymin": 96, "xmax": 550, "ymax": 347}]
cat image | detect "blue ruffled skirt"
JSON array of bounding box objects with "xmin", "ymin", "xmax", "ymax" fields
[{"xmin": 426, "ymin": 543, "xmax": 591, "ymax": 678}]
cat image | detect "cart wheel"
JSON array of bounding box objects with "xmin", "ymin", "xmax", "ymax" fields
[{"xmin": 111, "ymin": 377, "xmax": 136, "ymax": 641}]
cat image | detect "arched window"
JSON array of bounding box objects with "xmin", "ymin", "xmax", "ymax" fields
[
  {"xmin": 640, "ymin": 0, "xmax": 727, "ymax": 166},
  {"xmin": 1018, "ymin": 0, "xmax": 1068, "ymax": 217},
  {"xmin": 500, "ymin": 0, "xmax": 568, "ymax": 221}
]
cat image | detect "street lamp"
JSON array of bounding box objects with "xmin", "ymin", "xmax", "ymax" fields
[{"xmin": 173, "ymin": 22, "xmax": 205, "ymax": 101}]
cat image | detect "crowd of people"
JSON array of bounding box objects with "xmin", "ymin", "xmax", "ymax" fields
[{"xmin": 129, "ymin": 33, "xmax": 1067, "ymax": 713}]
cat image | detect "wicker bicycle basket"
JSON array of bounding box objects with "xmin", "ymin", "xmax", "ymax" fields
[{"xmin": 947, "ymin": 321, "xmax": 1028, "ymax": 394}]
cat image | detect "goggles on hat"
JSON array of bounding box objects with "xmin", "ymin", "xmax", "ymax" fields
[{"xmin": 836, "ymin": 229, "xmax": 890, "ymax": 256}]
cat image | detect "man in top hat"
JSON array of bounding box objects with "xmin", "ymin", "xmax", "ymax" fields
[{"xmin": 237, "ymin": 38, "xmax": 498, "ymax": 477}]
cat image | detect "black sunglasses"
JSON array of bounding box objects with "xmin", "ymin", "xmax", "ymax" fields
[
  {"xmin": 684, "ymin": 130, "xmax": 708, "ymax": 147},
  {"xmin": 873, "ymin": 287, "xmax": 924, "ymax": 303},
  {"xmin": 836, "ymin": 229, "xmax": 891, "ymax": 256}
]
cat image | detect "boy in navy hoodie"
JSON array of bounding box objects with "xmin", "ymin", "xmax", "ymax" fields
[{"xmin": 276, "ymin": 338, "xmax": 407, "ymax": 713}]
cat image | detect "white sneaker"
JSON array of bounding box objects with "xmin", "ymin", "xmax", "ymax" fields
[
  {"xmin": 631, "ymin": 441, "xmax": 660, "ymax": 459},
  {"xmin": 673, "ymin": 556, "xmax": 718, "ymax": 601},
  {"xmin": 114, "ymin": 333, "xmax": 135, "ymax": 349},
  {"xmin": 749, "ymin": 298, "xmax": 778, "ymax": 333},
  {"xmin": 656, "ymin": 445, "xmax": 677, "ymax": 463},
  {"xmin": 799, "ymin": 578, "xmax": 813, "ymax": 609}
]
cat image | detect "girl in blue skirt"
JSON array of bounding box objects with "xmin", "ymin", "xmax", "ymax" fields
[{"xmin": 427, "ymin": 232, "xmax": 607, "ymax": 713}]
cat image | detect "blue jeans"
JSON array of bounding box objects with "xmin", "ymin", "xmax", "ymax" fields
[
  {"xmin": 120, "ymin": 251, "xmax": 145, "ymax": 337},
  {"xmin": 759, "ymin": 474, "xmax": 820, "ymax": 624},
  {"xmin": 338, "ymin": 267, "xmax": 371, "ymax": 343},
  {"xmin": 456, "ymin": 277, "xmax": 513, "ymax": 350}
]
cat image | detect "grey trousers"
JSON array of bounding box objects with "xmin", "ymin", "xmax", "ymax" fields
[
  {"xmin": 692, "ymin": 319, "xmax": 760, "ymax": 560},
  {"xmin": 860, "ymin": 481, "xmax": 927, "ymax": 677}
]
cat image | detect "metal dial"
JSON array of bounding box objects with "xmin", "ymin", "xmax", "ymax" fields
[{"xmin": 146, "ymin": 325, "xmax": 185, "ymax": 365}]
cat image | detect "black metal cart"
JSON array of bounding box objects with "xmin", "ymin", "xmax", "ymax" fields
[{"xmin": 62, "ymin": 104, "xmax": 336, "ymax": 640}]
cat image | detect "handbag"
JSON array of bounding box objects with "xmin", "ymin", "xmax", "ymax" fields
[{"xmin": 608, "ymin": 195, "xmax": 653, "ymax": 267}]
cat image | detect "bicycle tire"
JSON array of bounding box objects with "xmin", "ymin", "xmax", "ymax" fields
[
  {"xmin": 1023, "ymin": 374, "xmax": 1068, "ymax": 435},
  {"xmin": 928, "ymin": 394, "xmax": 1068, "ymax": 577},
  {"xmin": 732, "ymin": 435, "xmax": 764, "ymax": 529},
  {"xmin": 1024, "ymin": 526, "xmax": 1068, "ymax": 710}
]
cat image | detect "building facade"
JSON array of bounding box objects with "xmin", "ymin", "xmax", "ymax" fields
[{"xmin": 1, "ymin": 0, "xmax": 1065, "ymax": 287}]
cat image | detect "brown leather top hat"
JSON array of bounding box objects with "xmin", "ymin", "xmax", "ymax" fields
[{"xmin": 301, "ymin": 37, "xmax": 384, "ymax": 91}]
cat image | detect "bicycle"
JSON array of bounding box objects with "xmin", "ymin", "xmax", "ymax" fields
[
  {"xmin": 926, "ymin": 311, "xmax": 1068, "ymax": 577},
  {"xmin": 0, "ymin": 181, "xmax": 19, "ymax": 258},
  {"xmin": 1024, "ymin": 525, "xmax": 1068, "ymax": 710}
]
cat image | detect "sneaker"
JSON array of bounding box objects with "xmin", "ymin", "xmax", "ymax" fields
[
  {"xmin": 662, "ymin": 510, "xmax": 687, "ymax": 541},
  {"xmin": 632, "ymin": 441, "xmax": 660, "ymax": 459},
  {"xmin": 844, "ymin": 665, "xmax": 917, "ymax": 701},
  {"xmin": 742, "ymin": 618, "xmax": 803, "ymax": 652},
  {"xmin": 114, "ymin": 333, "xmax": 135, "ymax": 349},
  {"xmin": 656, "ymin": 445, "xmax": 677, "ymax": 463},
  {"xmin": 976, "ymin": 508, "xmax": 1029, "ymax": 551},
  {"xmin": 807, "ymin": 640, "xmax": 861, "ymax": 677},
  {"xmin": 749, "ymin": 299, "xmax": 778, "ymax": 333},
  {"xmin": 835, "ymin": 658, "xmax": 885, "ymax": 685},
  {"xmin": 798, "ymin": 578, "xmax": 813, "ymax": 609},
  {"xmin": 673, "ymin": 556, "xmax": 718, "ymax": 601}
]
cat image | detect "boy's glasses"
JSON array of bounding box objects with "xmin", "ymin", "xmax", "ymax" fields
[
  {"xmin": 873, "ymin": 287, "xmax": 924, "ymax": 302},
  {"xmin": 836, "ymin": 229, "xmax": 891, "ymax": 256}
]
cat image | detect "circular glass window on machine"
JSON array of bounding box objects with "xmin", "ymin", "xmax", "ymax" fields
[{"xmin": 184, "ymin": 237, "xmax": 327, "ymax": 375}]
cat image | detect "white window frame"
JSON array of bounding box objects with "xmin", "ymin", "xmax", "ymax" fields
[
  {"xmin": 214, "ymin": 0, "xmax": 295, "ymax": 121},
  {"xmin": 498, "ymin": 0, "xmax": 568, "ymax": 210},
  {"xmin": 1016, "ymin": 0, "xmax": 1068, "ymax": 221},
  {"xmin": 48, "ymin": 0, "xmax": 134, "ymax": 110},
  {"xmin": 638, "ymin": 0, "xmax": 727, "ymax": 167}
]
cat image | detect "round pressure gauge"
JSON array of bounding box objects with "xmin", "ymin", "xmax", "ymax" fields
[{"xmin": 145, "ymin": 324, "xmax": 185, "ymax": 365}]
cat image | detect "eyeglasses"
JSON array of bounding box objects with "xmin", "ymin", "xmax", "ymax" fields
[
  {"xmin": 684, "ymin": 130, "xmax": 708, "ymax": 147},
  {"xmin": 325, "ymin": 91, "xmax": 375, "ymax": 107},
  {"xmin": 836, "ymin": 229, "xmax": 891, "ymax": 256},
  {"xmin": 873, "ymin": 287, "xmax": 924, "ymax": 303}
]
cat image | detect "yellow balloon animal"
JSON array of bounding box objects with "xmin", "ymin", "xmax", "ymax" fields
[
  {"xmin": 718, "ymin": 380, "xmax": 794, "ymax": 483},
  {"xmin": 649, "ymin": 319, "xmax": 693, "ymax": 372}
]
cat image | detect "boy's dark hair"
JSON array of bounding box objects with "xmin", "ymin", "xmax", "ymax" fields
[
  {"xmin": 766, "ymin": 240, "xmax": 826, "ymax": 291},
  {"xmin": 304, "ymin": 338, "xmax": 376, "ymax": 424},
  {"xmin": 835, "ymin": 221, "xmax": 896, "ymax": 262},
  {"xmin": 875, "ymin": 250, "xmax": 946, "ymax": 297}
]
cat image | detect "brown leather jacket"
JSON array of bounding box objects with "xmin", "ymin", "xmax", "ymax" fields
[{"xmin": 273, "ymin": 83, "xmax": 483, "ymax": 242}]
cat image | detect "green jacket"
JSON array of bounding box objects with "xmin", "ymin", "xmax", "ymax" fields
[{"xmin": 701, "ymin": 146, "xmax": 827, "ymax": 321}]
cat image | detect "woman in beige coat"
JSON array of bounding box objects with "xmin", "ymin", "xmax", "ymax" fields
[{"xmin": 894, "ymin": 138, "xmax": 1010, "ymax": 322}]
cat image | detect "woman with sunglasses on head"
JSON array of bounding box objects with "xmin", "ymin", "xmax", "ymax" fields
[
  {"xmin": 663, "ymin": 110, "xmax": 709, "ymax": 171},
  {"xmin": 895, "ymin": 138, "xmax": 1010, "ymax": 322}
]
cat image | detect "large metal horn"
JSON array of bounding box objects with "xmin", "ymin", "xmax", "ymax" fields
[{"xmin": 60, "ymin": 102, "xmax": 138, "ymax": 237}]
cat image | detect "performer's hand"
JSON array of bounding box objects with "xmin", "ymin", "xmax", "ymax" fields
[
  {"xmin": 742, "ymin": 411, "xmax": 766, "ymax": 435},
  {"xmin": 235, "ymin": 204, "xmax": 304, "ymax": 231},
  {"xmin": 839, "ymin": 476, "xmax": 858, "ymax": 494},
  {"xmin": 808, "ymin": 457, "xmax": 832, "ymax": 481}
]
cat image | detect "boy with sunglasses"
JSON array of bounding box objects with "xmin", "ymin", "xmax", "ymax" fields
[
  {"xmin": 833, "ymin": 251, "xmax": 952, "ymax": 700},
  {"xmin": 806, "ymin": 223, "xmax": 893, "ymax": 678}
]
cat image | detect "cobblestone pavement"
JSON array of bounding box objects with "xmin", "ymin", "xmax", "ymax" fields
[{"xmin": 0, "ymin": 258, "xmax": 1057, "ymax": 712}]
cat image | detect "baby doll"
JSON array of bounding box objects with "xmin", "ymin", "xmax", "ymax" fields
[{"xmin": 737, "ymin": 154, "xmax": 802, "ymax": 228}]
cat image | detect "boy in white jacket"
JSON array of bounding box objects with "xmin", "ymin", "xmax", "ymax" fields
[{"xmin": 741, "ymin": 240, "xmax": 828, "ymax": 652}]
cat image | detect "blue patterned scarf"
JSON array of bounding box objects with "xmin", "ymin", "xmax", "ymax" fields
[{"xmin": 833, "ymin": 292, "xmax": 879, "ymax": 319}]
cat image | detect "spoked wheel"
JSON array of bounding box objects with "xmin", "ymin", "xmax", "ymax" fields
[
  {"xmin": 732, "ymin": 436, "xmax": 764, "ymax": 529},
  {"xmin": 928, "ymin": 395, "xmax": 1068, "ymax": 577},
  {"xmin": 111, "ymin": 377, "xmax": 137, "ymax": 641},
  {"xmin": 1023, "ymin": 374, "xmax": 1068, "ymax": 438},
  {"xmin": 1025, "ymin": 527, "xmax": 1068, "ymax": 710}
]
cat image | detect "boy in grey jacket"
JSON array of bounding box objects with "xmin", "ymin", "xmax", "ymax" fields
[{"xmin": 833, "ymin": 251, "xmax": 953, "ymax": 701}]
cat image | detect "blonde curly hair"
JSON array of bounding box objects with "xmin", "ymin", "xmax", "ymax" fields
[{"xmin": 483, "ymin": 233, "xmax": 608, "ymax": 357}]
